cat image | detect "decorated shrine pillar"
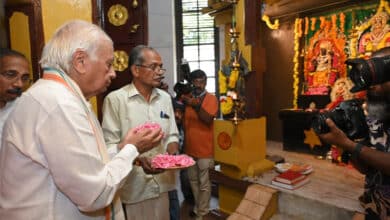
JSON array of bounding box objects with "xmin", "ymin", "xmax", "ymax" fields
[
  {"xmin": 214, "ymin": 117, "xmax": 274, "ymax": 214},
  {"xmin": 209, "ymin": 0, "xmax": 274, "ymax": 215}
]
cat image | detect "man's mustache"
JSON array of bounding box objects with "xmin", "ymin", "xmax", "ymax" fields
[{"xmin": 7, "ymin": 88, "xmax": 22, "ymax": 96}]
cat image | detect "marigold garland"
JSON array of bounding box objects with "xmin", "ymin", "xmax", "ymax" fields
[
  {"xmin": 219, "ymin": 70, "xmax": 227, "ymax": 94},
  {"xmin": 219, "ymin": 69, "xmax": 240, "ymax": 115},
  {"xmin": 320, "ymin": 16, "xmax": 325, "ymax": 29},
  {"xmin": 339, "ymin": 13, "xmax": 345, "ymax": 33},
  {"xmin": 331, "ymin": 14, "xmax": 337, "ymax": 34},
  {"xmin": 220, "ymin": 96, "xmax": 234, "ymax": 115},
  {"xmin": 293, "ymin": 18, "xmax": 301, "ymax": 109},
  {"xmin": 228, "ymin": 69, "xmax": 239, "ymax": 88},
  {"xmin": 261, "ymin": 14, "xmax": 280, "ymax": 30},
  {"xmin": 297, "ymin": 18, "xmax": 303, "ymax": 37},
  {"xmin": 304, "ymin": 17, "xmax": 309, "ymax": 35},
  {"xmin": 310, "ymin": 17, "xmax": 316, "ymax": 31}
]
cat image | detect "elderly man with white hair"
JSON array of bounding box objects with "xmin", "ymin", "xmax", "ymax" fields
[{"xmin": 0, "ymin": 20, "xmax": 163, "ymax": 220}]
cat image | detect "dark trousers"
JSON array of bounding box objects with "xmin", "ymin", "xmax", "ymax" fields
[
  {"xmin": 168, "ymin": 190, "xmax": 180, "ymax": 220},
  {"xmin": 180, "ymin": 169, "xmax": 194, "ymax": 205}
]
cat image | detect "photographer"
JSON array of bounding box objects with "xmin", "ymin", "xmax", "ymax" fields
[
  {"xmin": 181, "ymin": 69, "xmax": 218, "ymax": 219},
  {"xmin": 318, "ymin": 47, "xmax": 390, "ymax": 220}
]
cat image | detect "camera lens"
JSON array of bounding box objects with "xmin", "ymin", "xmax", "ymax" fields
[
  {"xmin": 369, "ymin": 56, "xmax": 390, "ymax": 86},
  {"xmin": 346, "ymin": 58, "xmax": 372, "ymax": 92},
  {"xmin": 311, "ymin": 113, "xmax": 330, "ymax": 134},
  {"xmin": 347, "ymin": 56, "xmax": 390, "ymax": 92}
]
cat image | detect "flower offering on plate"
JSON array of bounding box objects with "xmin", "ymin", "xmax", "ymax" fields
[{"xmin": 151, "ymin": 154, "xmax": 195, "ymax": 169}]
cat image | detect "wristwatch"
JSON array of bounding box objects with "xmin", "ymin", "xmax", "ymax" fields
[{"xmin": 351, "ymin": 142, "xmax": 364, "ymax": 160}]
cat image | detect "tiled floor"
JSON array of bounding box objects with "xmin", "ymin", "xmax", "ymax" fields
[
  {"xmin": 179, "ymin": 197, "xmax": 220, "ymax": 220},
  {"xmin": 176, "ymin": 168, "xmax": 221, "ymax": 220}
]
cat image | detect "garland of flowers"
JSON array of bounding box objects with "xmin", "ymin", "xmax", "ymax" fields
[
  {"xmin": 331, "ymin": 14, "xmax": 337, "ymax": 34},
  {"xmin": 261, "ymin": 14, "xmax": 279, "ymax": 30},
  {"xmin": 293, "ymin": 18, "xmax": 302, "ymax": 109},
  {"xmin": 219, "ymin": 69, "xmax": 240, "ymax": 115},
  {"xmin": 304, "ymin": 17, "xmax": 309, "ymax": 35},
  {"xmin": 339, "ymin": 13, "xmax": 345, "ymax": 33},
  {"xmin": 310, "ymin": 17, "xmax": 316, "ymax": 31}
]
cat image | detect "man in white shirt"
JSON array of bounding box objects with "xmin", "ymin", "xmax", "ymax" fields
[
  {"xmin": 0, "ymin": 48, "xmax": 30, "ymax": 146},
  {"xmin": 0, "ymin": 20, "xmax": 162, "ymax": 220},
  {"xmin": 102, "ymin": 45, "xmax": 179, "ymax": 220}
]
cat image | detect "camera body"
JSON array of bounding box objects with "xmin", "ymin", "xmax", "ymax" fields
[
  {"xmin": 311, "ymin": 99, "xmax": 369, "ymax": 140},
  {"xmin": 174, "ymin": 59, "xmax": 194, "ymax": 99},
  {"xmin": 311, "ymin": 55, "xmax": 390, "ymax": 140},
  {"xmin": 173, "ymin": 80, "xmax": 193, "ymax": 98},
  {"xmin": 346, "ymin": 55, "xmax": 390, "ymax": 92}
]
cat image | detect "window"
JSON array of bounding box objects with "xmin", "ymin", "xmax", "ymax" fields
[{"xmin": 175, "ymin": 0, "xmax": 219, "ymax": 94}]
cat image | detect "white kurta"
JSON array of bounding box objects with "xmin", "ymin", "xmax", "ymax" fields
[
  {"xmin": 0, "ymin": 99, "xmax": 17, "ymax": 150},
  {"xmin": 0, "ymin": 73, "xmax": 138, "ymax": 220}
]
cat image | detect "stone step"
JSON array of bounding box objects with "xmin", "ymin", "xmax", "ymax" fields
[
  {"xmin": 273, "ymin": 192, "xmax": 354, "ymax": 220},
  {"xmin": 270, "ymin": 213, "xmax": 304, "ymax": 220}
]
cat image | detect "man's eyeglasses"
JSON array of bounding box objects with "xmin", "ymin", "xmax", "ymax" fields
[
  {"xmin": 0, "ymin": 70, "xmax": 32, "ymax": 84},
  {"xmin": 137, "ymin": 64, "xmax": 166, "ymax": 74}
]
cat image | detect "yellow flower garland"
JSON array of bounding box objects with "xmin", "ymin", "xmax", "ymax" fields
[
  {"xmin": 219, "ymin": 69, "xmax": 240, "ymax": 114},
  {"xmin": 311, "ymin": 17, "xmax": 316, "ymax": 31},
  {"xmin": 221, "ymin": 96, "xmax": 234, "ymax": 115},
  {"xmin": 262, "ymin": 14, "xmax": 280, "ymax": 30},
  {"xmin": 304, "ymin": 17, "xmax": 309, "ymax": 35},
  {"xmin": 219, "ymin": 70, "xmax": 227, "ymax": 94},
  {"xmin": 340, "ymin": 13, "xmax": 345, "ymax": 33},
  {"xmin": 293, "ymin": 18, "xmax": 301, "ymax": 109},
  {"xmin": 228, "ymin": 69, "xmax": 240, "ymax": 89}
]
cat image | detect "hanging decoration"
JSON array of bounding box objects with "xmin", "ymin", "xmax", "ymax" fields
[
  {"xmin": 310, "ymin": 17, "xmax": 316, "ymax": 31},
  {"xmin": 292, "ymin": 18, "xmax": 302, "ymax": 109},
  {"xmin": 219, "ymin": 0, "xmax": 250, "ymax": 118},
  {"xmin": 340, "ymin": 13, "xmax": 345, "ymax": 33},
  {"xmin": 304, "ymin": 17, "xmax": 309, "ymax": 35},
  {"xmin": 261, "ymin": 14, "xmax": 279, "ymax": 30},
  {"xmin": 219, "ymin": 69, "xmax": 238, "ymax": 115}
]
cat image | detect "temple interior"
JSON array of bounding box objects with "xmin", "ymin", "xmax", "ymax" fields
[{"xmin": 1, "ymin": 0, "xmax": 389, "ymax": 219}]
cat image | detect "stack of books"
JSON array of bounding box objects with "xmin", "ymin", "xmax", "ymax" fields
[
  {"xmin": 274, "ymin": 162, "xmax": 313, "ymax": 174},
  {"xmin": 271, "ymin": 170, "xmax": 310, "ymax": 190}
]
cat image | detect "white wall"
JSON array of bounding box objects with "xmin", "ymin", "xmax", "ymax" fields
[{"xmin": 148, "ymin": 0, "xmax": 176, "ymax": 95}]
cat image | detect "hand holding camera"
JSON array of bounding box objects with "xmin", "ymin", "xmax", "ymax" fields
[
  {"xmin": 312, "ymin": 55, "xmax": 390, "ymax": 141},
  {"xmin": 311, "ymin": 99, "xmax": 369, "ymax": 140}
]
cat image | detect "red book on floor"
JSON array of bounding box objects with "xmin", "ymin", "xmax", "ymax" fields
[
  {"xmin": 271, "ymin": 177, "xmax": 310, "ymax": 190},
  {"xmin": 274, "ymin": 170, "xmax": 306, "ymax": 184}
]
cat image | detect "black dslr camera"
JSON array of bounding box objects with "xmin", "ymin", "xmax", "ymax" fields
[
  {"xmin": 311, "ymin": 99, "xmax": 368, "ymax": 140},
  {"xmin": 173, "ymin": 80, "xmax": 193, "ymax": 98},
  {"xmin": 346, "ymin": 55, "xmax": 390, "ymax": 92},
  {"xmin": 173, "ymin": 59, "xmax": 193, "ymax": 98},
  {"xmin": 311, "ymin": 55, "xmax": 390, "ymax": 140}
]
